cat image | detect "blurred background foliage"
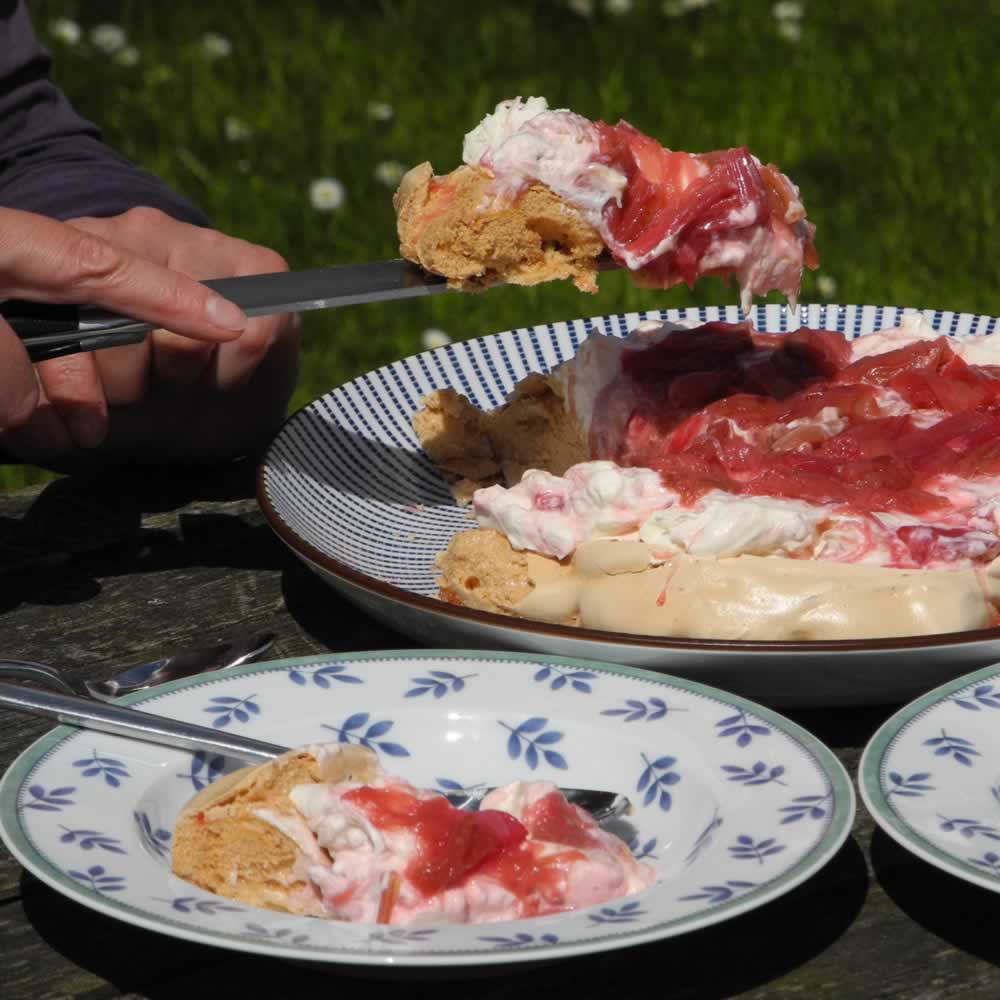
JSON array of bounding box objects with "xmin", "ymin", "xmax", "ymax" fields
[{"xmin": 7, "ymin": 0, "xmax": 1000, "ymax": 489}]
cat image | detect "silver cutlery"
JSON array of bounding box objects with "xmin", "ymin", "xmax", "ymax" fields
[
  {"xmin": 0, "ymin": 630, "xmax": 275, "ymax": 702},
  {"xmin": 5, "ymin": 254, "xmax": 621, "ymax": 363},
  {"xmin": 0, "ymin": 677, "xmax": 630, "ymax": 822}
]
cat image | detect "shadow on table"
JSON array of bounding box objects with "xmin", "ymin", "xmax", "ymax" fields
[
  {"xmin": 280, "ymin": 556, "xmax": 414, "ymax": 653},
  {"xmin": 0, "ymin": 460, "xmax": 287, "ymax": 614},
  {"xmin": 871, "ymin": 828, "xmax": 1000, "ymax": 966},
  {"xmin": 18, "ymin": 836, "xmax": 867, "ymax": 999}
]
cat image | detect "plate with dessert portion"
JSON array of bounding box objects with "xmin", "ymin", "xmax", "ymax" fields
[
  {"xmin": 860, "ymin": 661, "xmax": 1000, "ymax": 893},
  {"xmin": 0, "ymin": 651, "xmax": 853, "ymax": 967},
  {"xmin": 258, "ymin": 302, "xmax": 1000, "ymax": 708}
]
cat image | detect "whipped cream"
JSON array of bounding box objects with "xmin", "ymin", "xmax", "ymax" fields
[
  {"xmin": 639, "ymin": 492, "xmax": 827, "ymax": 558},
  {"xmin": 474, "ymin": 461, "xmax": 677, "ymax": 560},
  {"xmin": 461, "ymin": 96, "xmax": 627, "ymax": 228}
]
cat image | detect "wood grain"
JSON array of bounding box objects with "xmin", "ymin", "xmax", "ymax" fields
[{"xmin": 2, "ymin": 466, "xmax": 1000, "ymax": 997}]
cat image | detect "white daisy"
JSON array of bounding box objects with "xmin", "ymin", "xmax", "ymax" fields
[
  {"xmin": 606, "ymin": 0, "xmax": 633, "ymax": 14},
  {"xmin": 202, "ymin": 32, "xmax": 233, "ymax": 59},
  {"xmin": 309, "ymin": 177, "xmax": 345, "ymax": 211},
  {"xmin": 816, "ymin": 274, "xmax": 837, "ymax": 298},
  {"xmin": 366, "ymin": 101, "xmax": 395, "ymax": 122},
  {"xmin": 91, "ymin": 24, "xmax": 126, "ymax": 55},
  {"xmin": 223, "ymin": 116, "xmax": 252, "ymax": 142},
  {"xmin": 777, "ymin": 19, "xmax": 802, "ymax": 41},
  {"xmin": 374, "ymin": 160, "xmax": 407, "ymax": 187},
  {"xmin": 568, "ymin": 0, "xmax": 595, "ymax": 16},
  {"xmin": 49, "ymin": 18, "xmax": 81, "ymax": 45},
  {"xmin": 773, "ymin": 2, "xmax": 804, "ymax": 20},
  {"xmin": 116, "ymin": 46, "xmax": 140, "ymax": 67},
  {"xmin": 421, "ymin": 328, "xmax": 452, "ymax": 350}
]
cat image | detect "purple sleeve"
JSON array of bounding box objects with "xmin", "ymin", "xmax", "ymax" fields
[{"xmin": 0, "ymin": 1, "xmax": 210, "ymax": 225}]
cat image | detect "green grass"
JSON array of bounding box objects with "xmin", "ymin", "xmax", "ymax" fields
[{"xmin": 7, "ymin": 0, "xmax": 1000, "ymax": 490}]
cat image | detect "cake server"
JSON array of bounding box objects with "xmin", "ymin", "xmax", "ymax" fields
[
  {"xmin": 0, "ymin": 678, "xmax": 630, "ymax": 821},
  {"xmin": 4, "ymin": 254, "xmax": 620, "ymax": 363},
  {"xmin": 4, "ymin": 260, "xmax": 450, "ymax": 363}
]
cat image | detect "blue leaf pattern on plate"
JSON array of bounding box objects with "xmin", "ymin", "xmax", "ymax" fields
[
  {"xmin": 154, "ymin": 896, "xmax": 243, "ymax": 915},
  {"xmin": 203, "ymin": 694, "xmax": 260, "ymax": 729},
  {"xmin": 533, "ymin": 666, "xmax": 596, "ymax": 694},
  {"xmin": 637, "ymin": 753, "xmax": 681, "ymax": 811},
  {"xmin": 779, "ymin": 791, "xmax": 832, "ymax": 824},
  {"xmin": 952, "ymin": 685, "xmax": 1000, "ymax": 711},
  {"xmin": 602, "ymin": 697, "xmax": 683, "ymax": 722},
  {"xmin": 58, "ymin": 826, "xmax": 126, "ymax": 855},
  {"xmin": 923, "ymin": 730, "xmax": 980, "ymax": 766},
  {"xmin": 501, "ymin": 717, "xmax": 567, "ymax": 770},
  {"xmin": 134, "ymin": 811, "xmax": 172, "ymax": 858},
  {"xmin": 967, "ymin": 851, "xmax": 1000, "ymax": 874},
  {"xmin": 322, "ymin": 714, "xmax": 410, "ymax": 757},
  {"xmin": 588, "ymin": 901, "xmax": 646, "ymax": 924},
  {"xmin": 628, "ymin": 835, "xmax": 659, "ymax": 861},
  {"xmin": 680, "ymin": 880, "xmax": 756, "ymax": 904},
  {"xmin": 405, "ymin": 670, "xmax": 475, "ymax": 699},
  {"xmin": 287, "ymin": 664, "xmax": 364, "ymax": 688},
  {"xmin": 177, "ymin": 751, "xmax": 227, "ymax": 792},
  {"xmin": 67, "ymin": 864, "xmax": 126, "ymax": 894},
  {"xmin": 23, "ymin": 784, "xmax": 76, "ymax": 812},
  {"xmin": 716, "ymin": 712, "xmax": 771, "ymax": 748},
  {"xmin": 242, "ymin": 922, "xmax": 310, "ymax": 945},
  {"xmin": 73, "ymin": 751, "xmax": 130, "ymax": 788},
  {"xmin": 938, "ymin": 815, "xmax": 1000, "ymax": 841},
  {"xmin": 480, "ymin": 932, "xmax": 560, "ymax": 948},
  {"xmin": 728, "ymin": 835, "xmax": 787, "ymax": 863},
  {"xmin": 886, "ymin": 771, "xmax": 934, "ymax": 797},
  {"xmin": 722, "ymin": 762, "xmax": 787, "ymax": 786}
]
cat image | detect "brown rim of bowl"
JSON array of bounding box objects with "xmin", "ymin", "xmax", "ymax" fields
[{"xmin": 255, "ymin": 448, "xmax": 1000, "ymax": 656}]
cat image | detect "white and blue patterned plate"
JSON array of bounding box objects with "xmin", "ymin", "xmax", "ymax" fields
[
  {"xmin": 0, "ymin": 650, "xmax": 853, "ymax": 968},
  {"xmin": 861, "ymin": 661, "xmax": 1000, "ymax": 892},
  {"xmin": 258, "ymin": 305, "xmax": 1000, "ymax": 709}
]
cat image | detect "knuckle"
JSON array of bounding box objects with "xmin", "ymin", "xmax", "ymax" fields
[
  {"xmin": 66, "ymin": 231, "xmax": 124, "ymax": 286},
  {"xmin": 123, "ymin": 205, "xmax": 167, "ymax": 230}
]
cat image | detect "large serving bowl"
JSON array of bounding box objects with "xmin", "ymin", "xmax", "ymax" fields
[{"xmin": 258, "ymin": 304, "xmax": 1000, "ymax": 708}]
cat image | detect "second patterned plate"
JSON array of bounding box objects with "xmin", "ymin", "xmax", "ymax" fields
[
  {"xmin": 861, "ymin": 661, "xmax": 1000, "ymax": 892},
  {"xmin": 0, "ymin": 650, "xmax": 853, "ymax": 967}
]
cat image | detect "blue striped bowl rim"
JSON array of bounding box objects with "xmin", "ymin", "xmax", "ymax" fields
[{"xmin": 258, "ymin": 304, "xmax": 1000, "ymax": 652}]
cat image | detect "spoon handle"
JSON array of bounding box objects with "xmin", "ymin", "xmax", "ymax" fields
[{"xmin": 0, "ymin": 681, "xmax": 286, "ymax": 764}]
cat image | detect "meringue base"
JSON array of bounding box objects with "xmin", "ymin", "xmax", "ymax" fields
[{"xmin": 437, "ymin": 530, "xmax": 1000, "ymax": 641}]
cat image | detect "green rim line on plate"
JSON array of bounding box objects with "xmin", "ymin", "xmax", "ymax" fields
[
  {"xmin": 860, "ymin": 659, "xmax": 1000, "ymax": 891},
  {"xmin": 0, "ymin": 650, "xmax": 856, "ymax": 965}
]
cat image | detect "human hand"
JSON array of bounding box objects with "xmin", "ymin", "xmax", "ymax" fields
[
  {"xmin": 0, "ymin": 206, "xmax": 249, "ymax": 451},
  {"xmin": 1, "ymin": 206, "xmax": 300, "ymax": 466}
]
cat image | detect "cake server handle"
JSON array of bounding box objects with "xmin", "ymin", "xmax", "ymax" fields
[{"xmin": 0, "ymin": 680, "xmax": 285, "ymax": 764}]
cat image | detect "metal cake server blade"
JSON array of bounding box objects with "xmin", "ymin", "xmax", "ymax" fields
[{"xmin": 0, "ymin": 680, "xmax": 630, "ymax": 821}]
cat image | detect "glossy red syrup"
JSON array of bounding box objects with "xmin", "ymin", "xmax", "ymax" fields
[{"xmin": 344, "ymin": 786, "xmax": 594, "ymax": 913}]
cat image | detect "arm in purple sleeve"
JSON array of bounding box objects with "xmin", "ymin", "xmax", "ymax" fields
[{"xmin": 0, "ymin": 1, "xmax": 209, "ymax": 224}]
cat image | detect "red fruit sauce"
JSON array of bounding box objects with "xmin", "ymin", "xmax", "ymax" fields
[
  {"xmin": 588, "ymin": 322, "xmax": 1000, "ymax": 556},
  {"xmin": 344, "ymin": 785, "xmax": 597, "ymax": 913}
]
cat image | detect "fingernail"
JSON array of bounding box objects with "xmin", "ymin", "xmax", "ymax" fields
[
  {"xmin": 69, "ymin": 410, "xmax": 107, "ymax": 449},
  {"xmin": 205, "ymin": 294, "xmax": 248, "ymax": 332}
]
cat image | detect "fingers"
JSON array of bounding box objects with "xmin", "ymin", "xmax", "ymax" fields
[
  {"xmin": 0, "ymin": 317, "xmax": 39, "ymax": 431},
  {"xmin": 34, "ymin": 352, "xmax": 109, "ymax": 449},
  {"xmin": 0, "ymin": 207, "xmax": 248, "ymax": 342}
]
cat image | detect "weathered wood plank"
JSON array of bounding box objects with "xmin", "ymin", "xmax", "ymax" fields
[{"xmin": 3, "ymin": 470, "xmax": 1000, "ymax": 997}]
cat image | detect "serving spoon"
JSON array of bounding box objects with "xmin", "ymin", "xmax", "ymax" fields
[{"xmin": 0, "ymin": 669, "xmax": 630, "ymax": 823}]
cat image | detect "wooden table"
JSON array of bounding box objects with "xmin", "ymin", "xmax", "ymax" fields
[{"xmin": 2, "ymin": 463, "xmax": 1000, "ymax": 999}]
